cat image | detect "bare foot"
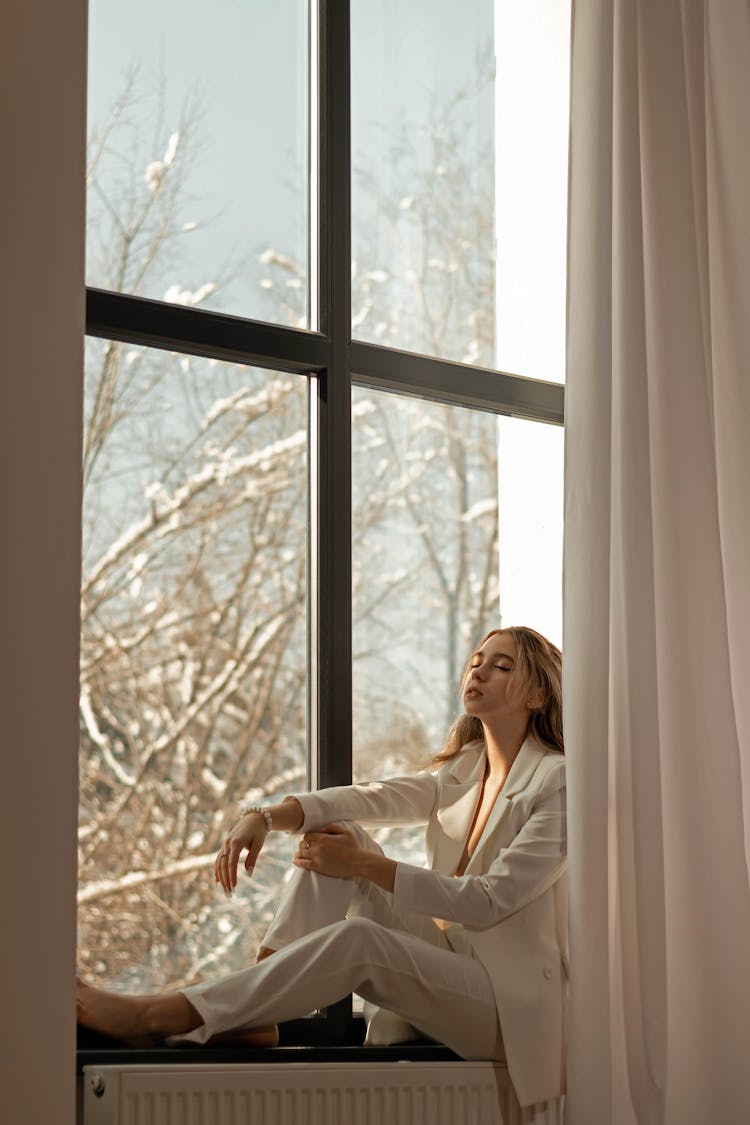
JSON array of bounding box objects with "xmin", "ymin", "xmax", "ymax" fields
[
  {"xmin": 77, "ymin": 977, "xmax": 269, "ymax": 1049},
  {"xmin": 77, "ymin": 979, "xmax": 159, "ymax": 1048},
  {"xmin": 205, "ymin": 1025, "xmax": 279, "ymax": 1048}
]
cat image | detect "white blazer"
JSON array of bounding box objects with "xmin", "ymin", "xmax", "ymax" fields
[{"xmin": 296, "ymin": 734, "xmax": 568, "ymax": 1108}]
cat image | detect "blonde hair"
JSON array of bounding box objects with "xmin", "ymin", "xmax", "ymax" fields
[{"xmin": 430, "ymin": 626, "xmax": 564, "ymax": 768}]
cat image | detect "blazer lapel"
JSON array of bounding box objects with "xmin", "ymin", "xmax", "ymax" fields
[
  {"xmin": 464, "ymin": 735, "xmax": 546, "ymax": 873},
  {"xmin": 431, "ymin": 742, "xmax": 485, "ymax": 875}
]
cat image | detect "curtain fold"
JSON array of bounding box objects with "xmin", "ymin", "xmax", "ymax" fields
[{"xmin": 564, "ymin": 2, "xmax": 750, "ymax": 1122}]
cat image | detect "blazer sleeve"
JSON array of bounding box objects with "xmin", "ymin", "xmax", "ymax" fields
[
  {"xmin": 392, "ymin": 764, "xmax": 566, "ymax": 929},
  {"xmin": 292, "ymin": 771, "xmax": 439, "ymax": 832}
]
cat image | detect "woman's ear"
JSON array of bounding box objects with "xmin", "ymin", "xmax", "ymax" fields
[{"xmin": 526, "ymin": 690, "xmax": 545, "ymax": 711}]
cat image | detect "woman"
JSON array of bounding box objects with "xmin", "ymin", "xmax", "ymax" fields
[{"xmin": 77, "ymin": 626, "xmax": 567, "ymax": 1109}]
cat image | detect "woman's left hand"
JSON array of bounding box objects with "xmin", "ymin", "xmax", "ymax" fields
[{"xmin": 294, "ymin": 823, "xmax": 363, "ymax": 879}]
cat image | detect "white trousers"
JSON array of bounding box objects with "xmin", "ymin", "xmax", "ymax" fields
[{"xmin": 175, "ymin": 824, "xmax": 503, "ymax": 1060}]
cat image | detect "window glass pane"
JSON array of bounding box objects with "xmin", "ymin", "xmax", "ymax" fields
[
  {"xmin": 351, "ymin": 387, "xmax": 500, "ymax": 864},
  {"xmin": 496, "ymin": 415, "xmax": 563, "ymax": 645},
  {"xmin": 351, "ymin": 389, "xmax": 562, "ymax": 864},
  {"xmin": 78, "ymin": 343, "xmax": 308, "ymax": 991},
  {"xmin": 493, "ymin": 0, "xmax": 570, "ymax": 384},
  {"xmin": 351, "ymin": 0, "xmax": 496, "ymax": 368},
  {"xmin": 351, "ymin": 0, "xmax": 569, "ymax": 383},
  {"xmin": 86, "ymin": 0, "xmax": 310, "ymax": 328}
]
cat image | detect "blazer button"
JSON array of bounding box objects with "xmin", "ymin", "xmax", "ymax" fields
[{"xmin": 543, "ymin": 967, "xmax": 553, "ymax": 980}]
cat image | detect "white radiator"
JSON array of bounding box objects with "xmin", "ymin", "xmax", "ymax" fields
[{"xmin": 81, "ymin": 1062, "xmax": 564, "ymax": 1125}]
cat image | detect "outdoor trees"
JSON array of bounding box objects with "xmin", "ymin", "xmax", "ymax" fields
[
  {"xmin": 351, "ymin": 73, "xmax": 499, "ymax": 758},
  {"xmin": 81, "ymin": 82, "xmax": 310, "ymax": 988},
  {"xmin": 79, "ymin": 344, "xmax": 310, "ymax": 988},
  {"xmin": 80, "ymin": 68, "xmax": 500, "ymax": 991}
]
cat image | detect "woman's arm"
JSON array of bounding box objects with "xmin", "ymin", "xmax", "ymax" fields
[
  {"xmin": 392, "ymin": 781, "xmax": 567, "ymax": 929},
  {"xmin": 295, "ymin": 782, "xmax": 565, "ymax": 915},
  {"xmin": 218, "ymin": 771, "xmax": 438, "ymax": 893},
  {"xmin": 295, "ymin": 766, "xmax": 566, "ymax": 919},
  {"xmin": 287, "ymin": 773, "xmax": 441, "ymax": 890},
  {"xmin": 291, "ymin": 772, "xmax": 439, "ymax": 832},
  {"xmin": 264, "ymin": 797, "xmax": 305, "ymax": 832}
]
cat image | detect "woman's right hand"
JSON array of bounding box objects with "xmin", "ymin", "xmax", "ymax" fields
[
  {"xmin": 215, "ymin": 811, "xmax": 268, "ymax": 895},
  {"xmin": 214, "ymin": 798, "xmax": 304, "ymax": 895}
]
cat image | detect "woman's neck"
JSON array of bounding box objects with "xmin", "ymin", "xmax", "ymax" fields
[{"xmin": 482, "ymin": 719, "xmax": 529, "ymax": 782}]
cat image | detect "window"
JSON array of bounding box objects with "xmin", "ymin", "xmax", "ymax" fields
[
  {"xmin": 81, "ymin": 0, "xmax": 568, "ymax": 1015},
  {"xmin": 86, "ymin": 0, "xmax": 310, "ymax": 326},
  {"xmin": 79, "ymin": 344, "xmax": 309, "ymax": 988}
]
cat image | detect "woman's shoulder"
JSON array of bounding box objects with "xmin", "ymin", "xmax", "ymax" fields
[
  {"xmin": 533, "ymin": 746, "xmax": 566, "ymax": 796},
  {"xmin": 431, "ymin": 738, "xmax": 484, "ymax": 777}
]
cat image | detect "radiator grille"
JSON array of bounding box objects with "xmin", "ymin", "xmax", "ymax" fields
[{"xmin": 83, "ymin": 1062, "xmax": 563, "ymax": 1125}]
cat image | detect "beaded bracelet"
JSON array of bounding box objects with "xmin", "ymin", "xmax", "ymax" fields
[{"xmin": 241, "ymin": 806, "xmax": 273, "ymax": 833}]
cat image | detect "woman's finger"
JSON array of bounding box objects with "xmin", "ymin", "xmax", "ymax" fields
[
  {"xmin": 244, "ymin": 845, "xmax": 261, "ymax": 874},
  {"xmin": 220, "ymin": 846, "xmax": 231, "ymax": 891},
  {"xmin": 217, "ymin": 844, "xmax": 232, "ymax": 894},
  {"xmin": 226, "ymin": 841, "xmax": 243, "ymax": 890}
]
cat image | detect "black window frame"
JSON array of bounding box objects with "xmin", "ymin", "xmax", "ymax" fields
[{"xmin": 84, "ymin": 0, "xmax": 564, "ymax": 1035}]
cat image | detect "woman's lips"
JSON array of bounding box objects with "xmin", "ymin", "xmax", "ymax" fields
[{"xmin": 465, "ymin": 686, "xmax": 482, "ymax": 699}]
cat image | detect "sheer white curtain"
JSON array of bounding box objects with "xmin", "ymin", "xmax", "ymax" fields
[{"xmin": 564, "ymin": 2, "xmax": 750, "ymax": 1123}]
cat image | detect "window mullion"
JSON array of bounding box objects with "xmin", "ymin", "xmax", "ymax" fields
[
  {"xmin": 305, "ymin": 0, "xmax": 354, "ymax": 1034},
  {"xmin": 312, "ymin": 0, "xmax": 353, "ymax": 795},
  {"xmin": 350, "ymin": 340, "xmax": 565, "ymax": 424}
]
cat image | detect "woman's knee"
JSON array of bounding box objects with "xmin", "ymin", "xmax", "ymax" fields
[
  {"xmin": 337, "ymin": 915, "xmax": 390, "ymax": 955},
  {"xmin": 328, "ymin": 821, "xmax": 384, "ymax": 855}
]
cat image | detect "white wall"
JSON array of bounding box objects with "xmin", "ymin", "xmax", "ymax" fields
[{"xmin": 0, "ymin": 1, "xmax": 86, "ymax": 1121}]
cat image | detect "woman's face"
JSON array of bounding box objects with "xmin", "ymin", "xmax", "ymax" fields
[{"xmin": 462, "ymin": 631, "xmax": 530, "ymax": 725}]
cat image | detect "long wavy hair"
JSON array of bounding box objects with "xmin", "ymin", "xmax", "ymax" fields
[{"xmin": 429, "ymin": 626, "xmax": 564, "ymax": 768}]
